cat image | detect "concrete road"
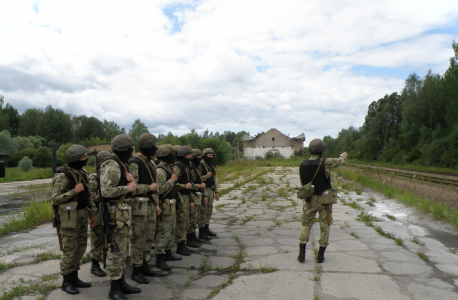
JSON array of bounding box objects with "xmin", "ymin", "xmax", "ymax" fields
[{"xmin": 0, "ymin": 167, "xmax": 457, "ymax": 299}]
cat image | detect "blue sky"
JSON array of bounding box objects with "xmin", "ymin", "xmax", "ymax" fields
[{"xmin": 0, "ymin": 0, "xmax": 457, "ymax": 143}]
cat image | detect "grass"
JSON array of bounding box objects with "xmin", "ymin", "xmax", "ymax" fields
[
  {"xmin": 1, "ymin": 166, "xmax": 96, "ymax": 183},
  {"xmin": 411, "ymin": 237, "xmax": 426, "ymax": 246},
  {"xmin": 384, "ymin": 214, "xmax": 396, "ymax": 221},
  {"xmin": 339, "ymin": 168, "xmax": 458, "ymax": 228},
  {"xmin": 200, "ymin": 257, "xmax": 212, "ymax": 273},
  {"xmin": 1, "ymin": 200, "xmax": 54, "ymax": 236},
  {"xmin": 417, "ymin": 251, "xmax": 430, "ymax": 262},
  {"xmin": 340, "ymin": 221, "xmax": 350, "ymax": 229},
  {"xmin": 311, "ymin": 275, "xmax": 320, "ymax": 282},
  {"xmin": 34, "ymin": 253, "xmax": 61, "ymax": 262},
  {"xmin": 215, "ymin": 203, "xmax": 230, "ymax": 211},
  {"xmin": 356, "ymin": 212, "xmax": 382, "ymax": 226},
  {"xmin": 232, "ymin": 235, "xmax": 241, "ymax": 243},
  {"xmin": 227, "ymin": 217, "xmax": 238, "ymax": 226},
  {"xmin": 184, "ymin": 261, "xmax": 192, "ymax": 287},
  {"xmin": 0, "ymin": 276, "xmax": 60, "ymax": 300},
  {"xmin": 276, "ymin": 188, "xmax": 288, "ymax": 198},
  {"xmin": 350, "ymin": 232, "xmax": 359, "ymax": 238},
  {"xmin": 347, "ymin": 159, "xmax": 458, "ymax": 175}
]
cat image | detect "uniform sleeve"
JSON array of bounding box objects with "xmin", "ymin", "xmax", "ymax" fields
[
  {"xmin": 52, "ymin": 173, "xmax": 77, "ymax": 206},
  {"xmin": 129, "ymin": 161, "xmax": 150, "ymax": 196},
  {"xmin": 172, "ymin": 165, "xmax": 187, "ymax": 190},
  {"xmin": 214, "ymin": 177, "xmax": 219, "ymax": 193},
  {"xmin": 192, "ymin": 169, "xmax": 200, "ymax": 190},
  {"xmin": 100, "ymin": 160, "xmax": 130, "ymax": 198},
  {"xmin": 324, "ymin": 153, "xmax": 347, "ymax": 177},
  {"xmin": 88, "ymin": 172, "xmax": 100, "ymax": 204},
  {"xmin": 157, "ymin": 168, "xmax": 175, "ymax": 198}
]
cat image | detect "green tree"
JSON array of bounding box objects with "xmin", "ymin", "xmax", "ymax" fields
[
  {"xmin": 128, "ymin": 119, "xmax": 149, "ymax": 145},
  {"xmin": 0, "ymin": 130, "xmax": 18, "ymax": 154},
  {"xmin": 39, "ymin": 105, "xmax": 73, "ymax": 144},
  {"xmin": 443, "ymin": 40, "xmax": 458, "ymax": 129},
  {"xmin": 1, "ymin": 103, "xmax": 20, "ymax": 136},
  {"xmin": 102, "ymin": 119, "xmax": 126, "ymax": 140},
  {"xmin": 18, "ymin": 108, "xmax": 43, "ymax": 137},
  {"xmin": 72, "ymin": 115, "xmax": 105, "ymax": 142}
]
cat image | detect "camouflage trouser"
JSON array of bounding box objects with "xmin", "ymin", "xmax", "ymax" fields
[
  {"xmin": 202, "ymin": 188, "xmax": 215, "ymax": 225},
  {"xmin": 131, "ymin": 199, "xmax": 156, "ymax": 267},
  {"xmin": 89, "ymin": 207, "xmax": 104, "ymax": 262},
  {"xmin": 60, "ymin": 209, "xmax": 88, "ymax": 275},
  {"xmin": 175, "ymin": 194, "xmax": 190, "ymax": 243},
  {"xmin": 106, "ymin": 201, "xmax": 131, "ymax": 281},
  {"xmin": 155, "ymin": 214, "xmax": 174, "ymax": 255},
  {"xmin": 187, "ymin": 194, "xmax": 200, "ymax": 233},
  {"xmin": 299, "ymin": 195, "xmax": 332, "ymax": 247}
]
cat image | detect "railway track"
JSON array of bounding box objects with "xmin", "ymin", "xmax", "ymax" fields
[{"xmin": 347, "ymin": 163, "xmax": 458, "ymax": 188}]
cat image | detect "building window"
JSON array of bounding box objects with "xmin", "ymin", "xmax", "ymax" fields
[
  {"xmin": 272, "ymin": 137, "xmax": 275, "ymax": 141},
  {"xmin": 263, "ymin": 146, "xmax": 265, "ymax": 148}
]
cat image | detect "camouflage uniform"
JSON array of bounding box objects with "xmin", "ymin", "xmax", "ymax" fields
[
  {"xmin": 187, "ymin": 164, "xmax": 202, "ymax": 235},
  {"xmin": 129, "ymin": 155, "xmax": 158, "ymax": 267},
  {"xmin": 201, "ymin": 156, "xmax": 218, "ymax": 226},
  {"xmin": 88, "ymin": 171, "xmax": 103, "ymax": 263},
  {"xmin": 299, "ymin": 153, "xmax": 347, "ymax": 247},
  {"xmin": 172, "ymin": 164, "xmax": 191, "ymax": 244},
  {"xmin": 52, "ymin": 166, "xmax": 94, "ymax": 276}
]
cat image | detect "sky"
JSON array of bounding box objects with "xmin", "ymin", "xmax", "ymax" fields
[{"xmin": 1, "ymin": 0, "xmax": 457, "ymax": 145}]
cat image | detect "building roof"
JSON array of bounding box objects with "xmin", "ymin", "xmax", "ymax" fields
[
  {"xmin": 241, "ymin": 134, "xmax": 256, "ymax": 141},
  {"xmin": 291, "ymin": 133, "xmax": 305, "ymax": 141},
  {"xmin": 242, "ymin": 130, "xmax": 305, "ymax": 142}
]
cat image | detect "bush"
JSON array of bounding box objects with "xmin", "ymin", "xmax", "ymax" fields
[
  {"xmin": 19, "ymin": 156, "xmax": 33, "ymax": 171},
  {"xmin": 5, "ymin": 148, "xmax": 37, "ymax": 167},
  {"xmin": 33, "ymin": 147, "xmax": 52, "ymax": 168}
]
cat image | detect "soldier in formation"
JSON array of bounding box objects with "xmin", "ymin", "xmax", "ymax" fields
[
  {"xmin": 297, "ymin": 139, "xmax": 348, "ymax": 264},
  {"xmin": 53, "ymin": 136, "xmax": 221, "ymax": 299}
]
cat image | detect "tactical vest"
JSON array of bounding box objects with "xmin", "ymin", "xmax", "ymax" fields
[
  {"xmin": 57, "ymin": 166, "xmax": 90, "ymax": 209},
  {"xmin": 189, "ymin": 163, "xmax": 203, "ymax": 185},
  {"xmin": 128, "ymin": 156, "xmax": 156, "ymax": 197},
  {"xmin": 299, "ymin": 158, "xmax": 331, "ymax": 195},
  {"xmin": 201, "ymin": 161, "xmax": 216, "ymax": 188},
  {"xmin": 100, "ymin": 157, "xmax": 132, "ymax": 201},
  {"xmin": 157, "ymin": 164, "xmax": 178, "ymax": 200},
  {"xmin": 173, "ymin": 161, "xmax": 192, "ymax": 195}
]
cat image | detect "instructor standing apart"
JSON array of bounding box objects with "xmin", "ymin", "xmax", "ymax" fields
[{"xmin": 298, "ymin": 139, "xmax": 348, "ymax": 264}]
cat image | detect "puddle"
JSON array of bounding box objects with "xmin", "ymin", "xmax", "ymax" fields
[{"xmin": 0, "ymin": 202, "xmax": 29, "ymax": 215}]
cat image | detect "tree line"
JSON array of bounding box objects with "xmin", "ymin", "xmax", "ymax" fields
[
  {"xmin": 324, "ymin": 41, "xmax": 458, "ymax": 169},
  {"xmin": 0, "ymin": 99, "xmax": 250, "ymax": 167}
]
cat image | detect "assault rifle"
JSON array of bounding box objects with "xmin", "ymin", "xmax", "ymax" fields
[{"xmin": 91, "ymin": 149, "xmax": 120, "ymax": 268}]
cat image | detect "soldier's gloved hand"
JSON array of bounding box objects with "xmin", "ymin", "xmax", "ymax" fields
[
  {"xmin": 171, "ymin": 173, "xmax": 178, "ymax": 182},
  {"xmin": 90, "ymin": 217, "xmax": 96, "ymax": 228},
  {"xmin": 125, "ymin": 172, "xmax": 134, "ymax": 182},
  {"xmin": 156, "ymin": 204, "xmax": 161, "ymax": 215},
  {"xmin": 150, "ymin": 183, "xmax": 158, "ymax": 191},
  {"xmin": 127, "ymin": 181, "xmax": 137, "ymax": 192},
  {"xmin": 205, "ymin": 172, "xmax": 212, "ymax": 179},
  {"xmin": 186, "ymin": 183, "xmax": 192, "ymax": 189},
  {"xmin": 75, "ymin": 183, "xmax": 84, "ymax": 193},
  {"xmin": 204, "ymin": 197, "xmax": 208, "ymax": 205},
  {"xmin": 215, "ymin": 193, "xmax": 220, "ymax": 201},
  {"xmin": 190, "ymin": 202, "xmax": 195, "ymax": 210},
  {"xmin": 199, "ymin": 183, "xmax": 206, "ymax": 189}
]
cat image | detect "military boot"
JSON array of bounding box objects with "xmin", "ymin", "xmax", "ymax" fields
[
  {"xmin": 317, "ymin": 246, "xmax": 326, "ymax": 263},
  {"xmin": 90, "ymin": 259, "xmax": 106, "ymax": 277},
  {"xmin": 141, "ymin": 261, "xmax": 163, "ymax": 276},
  {"xmin": 108, "ymin": 280, "xmax": 128, "ymax": 300},
  {"xmin": 61, "ymin": 274, "xmax": 79, "ymax": 295},
  {"xmin": 199, "ymin": 227, "xmax": 211, "ymax": 240},
  {"xmin": 297, "ymin": 243, "xmax": 306, "ymax": 263},
  {"xmin": 176, "ymin": 241, "xmax": 191, "ymax": 256},
  {"xmin": 195, "ymin": 230, "xmax": 204, "ymax": 243},
  {"xmin": 118, "ymin": 275, "xmax": 141, "ymax": 294},
  {"xmin": 71, "ymin": 271, "xmax": 91, "ymax": 288},
  {"xmin": 164, "ymin": 249, "xmax": 182, "ymax": 261},
  {"xmin": 131, "ymin": 266, "xmax": 149, "ymax": 284},
  {"xmin": 205, "ymin": 224, "xmax": 217, "ymax": 236},
  {"xmin": 156, "ymin": 254, "xmax": 172, "ymax": 271},
  {"xmin": 186, "ymin": 233, "xmax": 200, "ymax": 248}
]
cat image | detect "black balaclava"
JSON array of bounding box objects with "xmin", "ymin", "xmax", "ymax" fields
[
  {"xmin": 178, "ymin": 156, "xmax": 191, "ymax": 166},
  {"xmin": 141, "ymin": 146, "xmax": 158, "ymax": 159},
  {"xmin": 161, "ymin": 153, "xmax": 176, "ymax": 165},
  {"xmin": 68, "ymin": 158, "xmax": 88, "ymax": 170},
  {"xmin": 316, "ymin": 152, "xmax": 322, "ymax": 157},
  {"xmin": 114, "ymin": 148, "xmax": 134, "ymax": 163},
  {"xmin": 203, "ymin": 155, "xmax": 213, "ymax": 164},
  {"xmin": 193, "ymin": 156, "xmax": 202, "ymax": 166}
]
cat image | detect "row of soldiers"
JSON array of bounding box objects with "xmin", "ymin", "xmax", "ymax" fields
[{"xmin": 52, "ymin": 133, "xmax": 220, "ymax": 300}]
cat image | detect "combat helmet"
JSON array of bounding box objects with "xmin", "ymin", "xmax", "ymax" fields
[
  {"xmin": 191, "ymin": 149, "xmax": 202, "ymax": 159},
  {"xmin": 111, "ymin": 134, "xmax": 135, "ymax": 151},
  {"xmin": 308, "ymin": 139, "xmax": 326, "ymax": 154},
  {"xmin": 173, "ymin": 145, "xmax": 181, "ymax": 153},
  {"xmin": 202, "ymin": 148, "xmax": 215, "ymax": 156},
  {"xmin": 137, "ymin": 133, "xmax": 157, "ymax": 149},
  {"xmin": 66, "ymin": 145, "xmax": 87, "ymax": 163},
  {"xmin": 177, "ymin": 146, "xmax": 193, "ymax": 157},
  {"xmin": 157, "ymin": 144, "xmax": 174, "ymax": 158},
  {"xmin": 96, "ymin": 151, "xmax": 112, "ymax": 166}
]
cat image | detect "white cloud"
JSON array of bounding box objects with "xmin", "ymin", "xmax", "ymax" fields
[{"xmin": 1, "ymin": 0, "xmax": 457, "ymax": 143}]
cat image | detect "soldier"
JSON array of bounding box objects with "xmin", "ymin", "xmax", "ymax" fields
[
  {"xmin": 88, "ymin": 151, "xmax": 112, "ymax": 278},
  {"xmin": 128, "ymin": 133, "xmax": 163, "ymax": 284},
  {"xmin": 187, "ymin": 149, "xmax": 208, "ymax": 246},
  {"xmin": 172, "ymin": 146, "xmax": 195, "ymax": 255},
  {"xmin": 52, "ymin": 145, "xmax": 96, "ymax": 295},
  {"xmin": 297, "ymin": 139, "xmax": 348, "ymax": 263},
  {"xmin": 155, "ymin": 144, "xmax": 182, "ymax": 271},
  {"xmin": 99, "ymin": 134, "xmax": 140, "ymax": 300},
  {"xmin": 200, "ymin": 148, "xmax": 219, "ymax": 237}
]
